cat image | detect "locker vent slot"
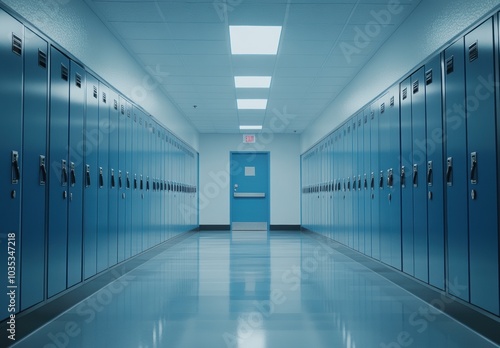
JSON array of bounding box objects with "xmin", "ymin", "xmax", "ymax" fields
[
  {"xmin": 402, "ymin": 88, "xmax": 408, "ymax": 100},
  {"xmin": 121, "ymin": 105, "xmax": 125, "ymax": 115},
  {"xmin": 61, "ymin": 64, "xmax": 69, "ymax": 81},
  {"xmin": 390, "ymin": 96, "xmax": 394, "ymax": 107},
  {"xmin": 425, "ymin": 69, "xmax": 433, "ymax": 85},
  {"xmin": 93, "ymin": 86, "xmax": 98, "ymax": 99},
  {"xmin": 75, "ymin": 74, "xmax": 82, "ymax": 88},
  {"xmin": 371, "ymin": 111, "xmax": 374, "ymax": 119},
  {"xmin": 114, "ymin": 100, "xmax": 118, "ymax": 110},
  {"xmin": 412, "ymin": 80, "xmax": 419, "ymax": 94},
  {"xmin": 38, "ymin": 50, "xmax": 47, "ymax": 68},
  {"xmin": 446, "ymin": 56, "xmax": 454, "ymax": 74},
  {"xmin": 12, "ymin": 34, "xmax": 22, "ymax": 55},
  {"xmin": 469, "ymin": 41, "xmax": 478, "ymax": 62},
  {"xmin": 380, "ymin": 103, "xmax": 385, "ymax": 114},
  {"xmin": 102, "ymin": 92, "xmax": 107, "ymax": 103}
]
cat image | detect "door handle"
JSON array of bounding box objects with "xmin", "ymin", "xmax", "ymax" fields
[
  {"xmin": 358, "ymin": 176, "xmax": 361, "ymax": 191},
  {"xmin": 99, "ymin": 167, "xmax": 104, "ymax": 188},
  {"xmin": 364, "ymin": 174, "xmax": 367, "ymax": 190},
  {"xmin": 39, "ymin": 155, "xmax": 47, "ymax": 185},
  {"xmin": 111, "ymin": 169, "xmax": 116, "ymax": 188},
  {"xmin": 61, "ymin": 160, "xmax": 68, "ymax": 186},
  {"xmin": 379, "ymin": 171, "xmax": 384, "ymax": 189},
  {"xmin": 427, "ymin": 161, "xmax": 433, "ymax": 186},
  {"xmin": 118, "ymin": 170, "xmax": 122, "ymax": 189},
  {"xmin": 387, "ymin": 168, "xmax": 393, "ymax": 187},
  {"xmin": 146, "ymin": 177, "xmax": 150, "ymax": 191},
  {"xmin": 470, "ymin": 152, "xmax": 477, "ymax": 184},
  {"xmin": 413, "ymin": 164, "xmax": 418, "ymax": 187},
  {"xmin": 12, "ymin": 151, "xmax": 20, "ymax": 184},
  {"xmin": 126, "ymin": 172, "xmax": 130, "ymax": 189},
  {"xmin": 353, "ymin": 177, "xmax": 356, "ymax": 190},
  {"xmin": 140, "ymin": 175, "xmax": 143, "ymax": 190},
  {"xmin": 401, "ymin": 166, "xmax": 406, "ymax": 187},
  {"xmin": 370, "ymin": 173, "xmax": 375, "ymax": 190},
  {"xmin": 70, "ymin": 162, "xmax": 76, "ymax": 187},
  {"xmin": 446, "ymin": 157, "xmax": 453, "ymax": 186},
  {"xmin": 134, "ymin": 174, "xmax": 137, "ymax": 189},
  {"xmin": 85, "ymin": 165, "xmax": 91, "ymax": 187}
]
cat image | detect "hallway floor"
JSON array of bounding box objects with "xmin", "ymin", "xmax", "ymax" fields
[{"xmin": 15, "ymin": 231, "xmax": 497, "ymax": 348}]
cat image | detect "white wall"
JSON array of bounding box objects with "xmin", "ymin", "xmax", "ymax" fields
[
  {"xmin": 301, "ymin": 0, "xmax": 500, "ymax": 153},
  {"xmin": 199, "ymin": 134, "xmax": 301, "ymax": 226},
  {"xmin": 1, "ymin": 0, "xmax": 199, "ymax": 151}
]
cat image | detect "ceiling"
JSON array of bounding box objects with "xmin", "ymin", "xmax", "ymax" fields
[{"xmin": 84, "ymin": 0, "xmax": 422, "ymax": 134}]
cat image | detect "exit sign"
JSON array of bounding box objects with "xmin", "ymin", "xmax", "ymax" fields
[{"xmin": 243, "ymin": 134, "xmax": 256, "ymax": 143}]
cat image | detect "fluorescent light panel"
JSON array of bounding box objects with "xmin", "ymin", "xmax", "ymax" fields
[
  {"xmin": 240, "ymin": 125, "xmax": 263, "ymax": 130},
  {"xmin": 237, "ymin": 99, "xmax": 268, "ymax": 110},
  {"xmin": 229, "ymin": 26, "xmax": 282, "ymax": 55},
  {"xmin": 235, "ymin": 76, "xmax": 272, "ymax": 88}
]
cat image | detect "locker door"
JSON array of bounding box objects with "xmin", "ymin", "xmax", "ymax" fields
[
  {"xmin": 108, "ymin": 89, "xmax": 119, "ymax": 267},
  {"xmin": 370, "ymin": 102, "xmax": 380, "ymax": 260},
  {"xmin": 96, "ymin": 82, "xmax": 109, "ymax": 272},
  {"xmin": 425, "ymin": 55, "xmax": 445, "ymax": 290},
  {"xmin": 83, "ymin": 75, "xmax": 99, "ymax": 279},
  {"xmin": 378, "ymin": 95, "xmax": 390, "ymax": 266},
  {"xmin": 400, "ymin": 76, "xmax": 414, "ymax": 276},
  {"xmin": 465, "ymin": 18, "xmax": 499, "ymax": 314},
  {"xmin": 363, "ymin": 107, "xmax": 371, "ymax": 256},
  {"xmin": 388, "ymin": 87, "xmax": 402, "ymax": 270},
  {"xmin": 0, "ymin": 11, "xmax": 23, "ymax": 319},
  {"xmin": 125, "ymin": 100, "xmax": 133, "ymax": 259},
  {"xmin": 338, "ymin": 129, "xmax": 345, "ymax": 244},
  {"xmin": 117, "ymin": 96, "xmax": 127, "ymax": 262},
  {"xmin": 47, "ymin": 47, "xmax": 70, "ymax": 297},
  {"xmin": 444, "ymin": 37, "xmax": 469, "ymax": 301},
  {"xmin": 145, "ymin": 118, "xmax": 152, "ymax": 249},
  {"xmin": 411, "ymin": 67, "xmax": 429, "ymax": 282},
  {"xmin": 131, "ymin": 108, "xmax": 142, "ymax": 255},
  {"xmin": 352, "ymin": 118, "xmax": 358, "ymax": 250},
  {"xmin": 356, "ymin": 113, "xmax": 364, "ymax": 254},
  {"xmin": 346, "ymin": 124, "xmax": 353, "ymax": 248},
  {"xmin": 67, "ymin": 60, "xmax": 85, "ymax": 288},
  {"xmin": 20, "ymin": 29, "xmax": 47, "ymax": 311}
]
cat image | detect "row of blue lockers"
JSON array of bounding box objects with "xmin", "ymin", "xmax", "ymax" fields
[
  {"xmin": 0, "ymin": 8, "xmax": 199, "ymax": 321},
  {"xmin": 301, "ymin": 14, "xmax": 500, "ymax": 316}
]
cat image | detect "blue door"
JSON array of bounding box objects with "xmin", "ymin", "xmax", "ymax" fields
[{"xmin": 230, "ymin": 152, "xmax": 270, "ymax": 230}]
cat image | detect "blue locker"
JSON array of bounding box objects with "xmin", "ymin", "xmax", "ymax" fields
[
  {"xmin": 157, "ymin": 124, "xmax": 163, "ymax": 243},
  {"xmin": 131, "ymin": 108, "xmax": 141, "ymax": 256},
  {"xmin": 97, "ymin": 82, "xmax": 110, "ymax": 272},
  {"xmin": 465, "ymin": 18, "xmax": 499, "ymax": 315},
  {"xmin": 363, "ymin": 107, "xmax": 371, "ymax": 256},
  {"xmin": 356, "ymin": 113, "xmax": 364, "ymax": 254},
  {"xmin": 444, "ymin": 37, "xmax": 469, "ymax": 301},
  {"xmin": 338, "ymin": 128, "xmax": 345, "ymax": 244},
  {"xmin": 20, "ymin": 30, "xmax": 48, "ymax": 311},
  {"xmin": 346, "ymin": 124, "xmax": 353, "ymax": 247},
  {"xmin": 370, "ymin": 102, "xmax": 380, "ymax": 260},
  {"xmin": 388, "ymin": 86, "xmax": 402, "ymax": 270},
  {"xmin": 108, "ymin": 89, "xmax": 119, "ymax": 267},
  {"xmin": 400, "ymin": 76, "xmax": 414, "ymax": 276},
  {"xmin": 425, "ymin": 55, "xmax": 445, "ymax": 290},
  {"xmin": 124, "ymin": 100, "xmax": 133, "ymax": 259},
  {"xmin": 0, "ymin": 11, "xmax": 23, "ymax": 319},
  {"xmin": 378, "ymin": 94, "xmax": 390, "ymax": 266},
  {"xmin": 352, "ymin": 117, "xmax": 359, "ymax": 250},
  {"xmin": 47, "ymin": 47, "xmax": 70, "ymax": 298},
  {"xmin": 83, "ymin": 75, "xmax": 99, "ymax": 279},
  {"xmin": 144, "ymin": 117, "xmax": 152, "ymax": 250},
  {"xmin": 117, "ymin": 96, "xmax": 127, "ymax": 262},
  {"xmin": 411, "ymin": 67, "xmax": 429, "ymax": 282},
  {"xmin": 67, "ymin": 60, "xmax": 85, "ymax": 288}
]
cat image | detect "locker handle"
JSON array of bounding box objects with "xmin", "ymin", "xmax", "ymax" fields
[
  {"xmin": 446, "ymin": 160, "xmax": 452, "ymax": 185},
  {"xmin": 12, "ymin": 151, "xmax": 20, "ymax": 184},
  {"xmin": 413, "ymin": 165, "xmax": 418, "ymax": 187},
  {"xmin": 353, "ymin": 179, "xmax": 356, "ymax": 190},
  {"xmin": 146, "ymin": 178, "xmax": 150, "ymax": 191},
  {"xmin": 470, "ymin": 152, "xmax": 477, "ymax": 184},
  {"xmin": 379, "ymin": 174, "xmax": 384, "ymax": 189},
  {"xmin": 387, "ymin": 169, "xmax": 394, "ymax": 187},
  {"xmin": 61, "ymin": 160, "xmax": 68, "ymax": 186},
  {"xmin": 134, "ymin": 175, "xmax": 138, "ymax": 190},
  {"xmin": 401, "ymin": 166, "xmax": 406, "ymax": 187},
  {"xmin": 111, "ymin": 170, "xmax": 116, "ymax": 188},
  {"xmin": 126, "ymin": 172, "xmax": 131, "ymax": 189},
  {"xmin": 39, "ymin": 155, "xmax": 47, "ymax": 185},
  {"xmin": 358, "ymin": 177, "xmax": 361, "ymax": 191},
  {"xmin": 140, "ymin": 176, "xmax": 143, "ymax": 190},
  {"xmin": 364, "ymin": 177, "xmax": 367, "ymax": 190},
  {"xmin": 118, "ymin": 171, "xmax": 122, "ymax": 189},
  {"xmin": 85, "ymin": 165, "xmax": 91, "ymax": 187},
  {"xmin": 99, "ymin": 167, "xmax": 104, "ymax": 188},
  {"xmin": 427, "ymin": 166, "xmax": 433, "ymax": 186},
  {"xmin": 370, "ymin": 176, "xmax": 374, "ymax": 190},
  {"xmin": 70, "ymin": 165, "xmax": 76, "ymax": 187}
]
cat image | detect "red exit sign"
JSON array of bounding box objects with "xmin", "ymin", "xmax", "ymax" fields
[{"xmin": 243, "ymin": 134, "xmax": 256, "ymax": 143}]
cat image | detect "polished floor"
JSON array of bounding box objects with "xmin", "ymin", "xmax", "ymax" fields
[{"xmin": 14, "ymin": 231, "xmax": 498, "ymax": 348}]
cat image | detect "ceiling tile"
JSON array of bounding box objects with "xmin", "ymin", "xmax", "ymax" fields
[
  {"xmin": 157, "ymin": 3, "xmax": 224, "ymax": 23},
  {"xmin": 94, "ymin": 2, "xmax": 165, "ymax": 22},
  {"xmin": 228, "ymin": 4, "xmax": 287, "ymax": 25},
  {"xmin": 287, "ymin": 4, "xmax": 355, "ymax": 24},
  {"xmin": 276, "ymin": 54, "xmax": 327, "ymax": 68},
  {"xmin": 284, "ymin": 23, "xmax": 345, "ymax": 41},
  {"xmin": 279, "ymin": 40, "xmax": 334, "ymax": 55}
]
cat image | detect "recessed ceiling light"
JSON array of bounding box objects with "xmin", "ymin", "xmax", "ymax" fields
[
  {"xmin": 237, "ymin": 99, "xmax": 268, "ymax": 110},
  {"xmin": 235, "ymin": 76, "xmax": 272, "ymax": 88},
  {"xmin": 240, "ymin": 125, "xmax": 263, "ymax": 130},
  {"xmin": 229, "ymin": 26, "xmax": 282, "ymax": 55}
]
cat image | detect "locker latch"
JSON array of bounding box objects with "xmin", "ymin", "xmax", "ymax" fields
[
  {"xmin": 364, "ymin": 174, "xmax": 367, "ymax": 190},
  {"xmin": 61, "ymin": 160, "xmax": 68, "ymax": 187},
  {"xmin": 353, "ymin": 176, "xmax": 356, "ymax": 190},
  {"xmin": 401, "ymin": 166, "xmax": 406, "ymax": 188},
  {"xmin": 427, "ymin": 161, "xmax": 433, "ymax": 186},
  {"xmin": 111, "ymin": 169, "xmax": 115, "ymax": 188},
  {"xmin": 470, "ymin": 152, "xmax": 477, "ymax": 184},
  {"xmin": 387, "ymin": 168, "xmax": 393, "ymax": 187},
  {"xmin": 126, "ymin": 172, "xmax": 130, "ymax": 189},
  {"xmin": 347, "ymin": 177, "xmax": 350, "ymax": 191},
  {"xmin": 379, "ymin": 171, "xmax": 384, "ymax": 189},
  {"xmin": 118, "ymin": 170, "xmax": 122, "ymax": 189},
  {"xmin": 11, "ymin": 151, "xmax": 20, "ymax": 184},
  {"xmin": 70, "ymin": 162, "xmax": 76, "ymax": 187},
  {"xmin": 140, "ymin": 175, "xmax": 143, "ymax": 190},
  {"xmin": 134, "ymin": 174, "xmax": 138, "ymax": 190},
  {"xmin": 446, "ymin": 157, "xmax": 453, "ymax": 186},
  {"xmin": 146, "ymin": 177, "xmax": 150, "ymax": 191},
  {"xmin": 85, "ymin": 165, "xmax": 91, "ymax": 187},
  {"xmin": 370, "ymin": 173, "xmax": 375, "ymax": 190},
  {"xmin": 99, "ymin": 167, "xmax": 104, "ymax": 188},
  {"xmin": 357, "ymin": 175, "xmax": 361, "ymax": 191},
  {"xmin": 39, "ymin": 155, "xmax": 47, "ymax": 186},
  {"xmin": 413, "ymin": 164, "xmax": 418, "ymax": 187}
]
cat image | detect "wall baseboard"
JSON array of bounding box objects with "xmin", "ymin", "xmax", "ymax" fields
[{"xmin": 199, "ymin": 225, "xmax": 301, "ymax": 231}]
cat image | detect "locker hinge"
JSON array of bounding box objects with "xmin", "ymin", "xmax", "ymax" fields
[
  {"xmin": 38, "ymin": 49, "xmax": 47, "ymax": 68},
  {"xmin": 446, "ymin": 56, "xmax": 454, "ymax": 74},
  {"xmin": 469, "ymin": 41, "xmax": 478, "ymax": 62},
  {"xmin": 12, "ymin": 34, "xmax": 22, "ymax": 55}
]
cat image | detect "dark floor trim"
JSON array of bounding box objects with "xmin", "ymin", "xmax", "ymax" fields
[
  {"xmin": 302, "ymin": 229, "xmax": 500, "ymax": 346},
  {"xmin": 199, "ymin": 224, "xmax": 230, "ymax": 231},
  {"xmin": 0, "ymin": 231, "xmax": 197, "ymax": 348},
  {"xmin": 270, "ymin": 225, "xmax": 301, "ymax": 231}
]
